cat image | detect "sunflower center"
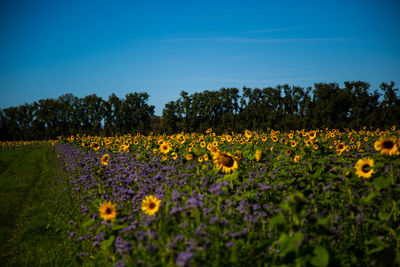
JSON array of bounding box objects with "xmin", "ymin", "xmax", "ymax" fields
[
  {"xmin": 105, "ymin": 207, "xmax": 112, "ymax": 214},
  {"xmin": 219, "ymin": 154, "xmax": 234, "ymax": 167},
  {"xmin": 361, "ymin": 164, "xmax": 371, "ymax": 173},
  {"xmin": 149, "ymin": 202, "xmax": 156, "ymax": 209},
  {"xmin": 382, "ymin": 141, "xmax": 394, "ymax": 149}
]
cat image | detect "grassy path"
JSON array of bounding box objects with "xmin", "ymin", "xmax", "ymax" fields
[{"xmin": 0, "ymin": 145, "xmax": 84, "ymax": 266}]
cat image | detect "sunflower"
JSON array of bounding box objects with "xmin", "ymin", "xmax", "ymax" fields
[
  {"xmin": 159, "ymin": 142, "xmax": 172, "ymax": 154},
  {"xmin": 308, "ymin": 131, "xmax": 317, "ymax": 140},
  {"xmin": 304, "ymin": 139, "xmax": 313, "ymax": 147},
  {"xmin": 91, "ymin": 142, "xmax": 100, "ymax": 151},
  {"xmin": 186, "ymin": 153, "xmax": 194, "ymax": 161},
  {"xmin": 101, "ymin": 154, "xmax": 110, "ymax": 166},
  {"xmin": 374, "ymin": 137, "xmax": 398, "ymax": 156},
  {"xmin": 245, "ymin": 130, "xmax": 252, "ymax": 139},
  {"xmin": 213, "ymin": 152, "xmax": 239, "ymax": 173},
  {"xmin": 255, "ymin": 149, "xmax": 262, "ymax": 162},
  {"xmin": 355, "ymin": 158, "xmax": 374, "ymax": 179},
  {"xmin": 209, "ymin": 146, "xmax": 219, "ymax": 155},
  {"xmin": 294, "ymin": 155, "xmax": 300, "ymax": 163},
  {"xmin": 99, "ymin": 201, "xmax": 117, "ymax": 221},
  {"xmin": 336, "ymin": 143, "xmax": 345, "ymax": 152},
  {"xmin": 141, "ymin": 195, "xmax": 162, "ymax": 216},
  {"xmin": 171, "ymin": 152, "xmax": 178, "ymax": 160}
]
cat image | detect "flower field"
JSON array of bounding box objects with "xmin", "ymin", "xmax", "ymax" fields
[{"xmin": 54, "ymin": 127, "xmax": 400, "ymax": 266}]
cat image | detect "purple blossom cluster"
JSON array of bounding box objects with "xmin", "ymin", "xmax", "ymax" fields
[{"xmin": 55, "ymin": 141, "xmax": 400, "ymax": 266}]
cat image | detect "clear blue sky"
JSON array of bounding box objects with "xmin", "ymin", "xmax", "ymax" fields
[{"xmin": 1, "ymin": 0, "xmax": 399, "ymax": 115}]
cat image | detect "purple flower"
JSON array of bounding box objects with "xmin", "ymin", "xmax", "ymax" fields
[
  {"xmin": 168, "ymin": 234, "xmax": 184, "ymax": 248},
  {"xmin": 225, "ymin": 241, "xmax": 234, "ymax": 247},
  {"xmin": 114, "ymin": 259, "xmax": 125, "ymax": 267},
  {"xmin": 176, "ymin": 249, "xmax": 195, "ymax": 267},
  {"xmin": 209, "ymin": 216, "xmax": 218, "ymax": 224}
]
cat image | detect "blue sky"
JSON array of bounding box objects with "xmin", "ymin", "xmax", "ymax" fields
[{"xmin": 1, "ymin": 0, "xmax": 399, "ymax": 115}]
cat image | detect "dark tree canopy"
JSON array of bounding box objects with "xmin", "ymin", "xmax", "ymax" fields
[{"xmin": 1, "ymin": 81, "xmax": 399, "ymax": 140}]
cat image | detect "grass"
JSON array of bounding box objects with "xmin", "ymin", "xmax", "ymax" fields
[{"xmin": 0, "ymin": 145, "xmax": 88, "ymax": 266}]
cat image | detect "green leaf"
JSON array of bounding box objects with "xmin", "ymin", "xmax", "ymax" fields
[
  {"xmin": 378, "ymin": 211, "xmax": 392, "ymax": 221},
  {"xmin": 111, "ymin": 224, "xmax": 129, "ymax": 231},
  {"xmin": 366, "ymin": 237, "xmax": 385, "ymax": 254},
  {"xmin": 317, "ymin": 217, "xmax": 329, "ymax": 225},
  {"xmin": 279, "ymin": 232, "xmax": 303, "ymax": 257},
  {"xmin": 361, "ymin": 192, "xmax": 379, "ymax": 205},
  {"xmin": 311, "ymin": 246, "xmax": 329, "ymax": 267},
  {"xmin": 269, "ymin": 213, "xmax": 286, "ymax": 227},
  {"xmin": 101, "ymin": 235, "xmax": 115, "ymax": 250},
  {"xmin": 82, "ymin": 219, "xmax": 95, "ymax": 229},
  {"xmin": 372, "ymin": 176, "xmax": 390, "ymax": 190}
]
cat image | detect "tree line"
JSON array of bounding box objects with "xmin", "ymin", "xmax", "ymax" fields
[{"xmin": 1, "ymin": 81, "xmax": 399, "ymax": 140}]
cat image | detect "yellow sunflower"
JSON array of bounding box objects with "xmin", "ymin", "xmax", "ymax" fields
[
  {"xmin": 354, "ymin": 158, "xmax": 374, "ymax": 179},
  {"xmin": 213, "ymin": 152, "xmax": 239, "ymax": 173},
  {"xmin": 294, "ymin": 155, "xmax": 300, "ymax": 163},
  {"xmin": 91, "ymin": 142, "xmax": 100, "ymax": 151},
  {"xmin": 141, "ymin": 195, "xmax": 162, "ymax": 216},
  {"xmin": 374, "ymin": 137, "xmax": 398, "ymax": 156},
  {"xmin": 245, "ymin": 130, "xmax": 252, "ymax": 139},
  {"xmin": 255, "ymin": 149, "xmax": 262, "ymax": 162},
  {"xmin": 308, "ymin": 131, "xmax": 317, "ymax": 140},
  {"xmin": 186, "ymin": 153, "xmax": 194, "ymax": 161},
  {"xmin": 99, "ymin": 201, "xmax": 117, "ymax": 221},
  {"xmin": 159, "ymin": 142, "xmax": 172, "ymax": 154},
  {"xmin": 101, "ymin": 154, "xmax": 110, "ymax": 166}
]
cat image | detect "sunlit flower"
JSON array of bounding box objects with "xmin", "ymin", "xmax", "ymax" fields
[
  {"xmin": 171, "ymin": 152, "xmax": 178, "ymax": 160},
  {"xmin": 374, "ymin": 137, "xmax": 397, "ymax": 155},
  {"xmin": 355, "ymin": 158, "xmax": 374, "ymax": 179},
  {"xmin": 141, "ymin": 195, "xmax": 161, "ymax": 216},
  {"xmin": 213, "ymin": 152, "xmax": 238, "ymax": 173},
  {"xmin": 101, "ymin": 154, "xmax": 110, "ymax": 166},
  {"xmin": 245, "ymin": 130, "xmax": 252, "ymax": 139},
  {"xmin": 99, "ymin": 201, "xmax": 117, "ymax": 221},
  {"xmin": 91, "ymin": 142, "xmax": 100, "ymax": 151},
  {"xmin": 255, "ymin": 149, "xmax": 262, "ymax": 162},
  {"xmin": 305, "ymin": 139, "xmax": 313, "ymax": 147},
  {"xmin": 186, "ymin": 153, "xmax": 194, "ymax": 161},
  {"xmin": 308, "ymin": 131, "xmax": 317, "ymax": 140},
  {"xmin": 294, "ymin": 155, "xmax": 300, "ymax": 163},
  {"xmin": 160, "ymin": 142, "xmax": 172, "ymax": 154}
]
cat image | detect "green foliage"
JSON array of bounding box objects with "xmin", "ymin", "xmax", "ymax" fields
[{"xmin": 0, "ymin": 145, "xmax": 90, "ymax": 266}]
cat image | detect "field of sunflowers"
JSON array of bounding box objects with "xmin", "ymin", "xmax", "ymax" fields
[
  {"xmin": 50, "ymin": 126, "xmax": 400, "ymax": 266},
  {"xmin": 3, "ymin": 127, "xmax": 398, "ymax": 266}
]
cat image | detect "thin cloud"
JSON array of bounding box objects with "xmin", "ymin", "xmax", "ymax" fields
[
  {"xmin": 161, "ymin": 37, "xmax": 359, "ymax": 43},
  {"xmin": 183, "ymin": 76, "xmax": 328, "ymax": 84},
  {"xmin": 245, "ymin": 27, "xmax": 299, "ymax": 33}
]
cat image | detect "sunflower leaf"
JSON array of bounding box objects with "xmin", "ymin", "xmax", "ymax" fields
[
  {"xmin": 372, "ymin": 176, "xmax": 390, "ymax": 190},
  {"xmin": 101, "ymin": 235, "xmax": 115, "ymax": 250},
  {"xmin": 361, "ymin": 192, "xmax": 379, "ymax": 204},
  {"xmin": 310, "ymin": 246, "xmax": 329, "ymax": 267}
]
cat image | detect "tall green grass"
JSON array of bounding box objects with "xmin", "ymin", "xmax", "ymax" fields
[{"xmin": 0, "ymin": 145, "xmax": 89, "ymax": 266}]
